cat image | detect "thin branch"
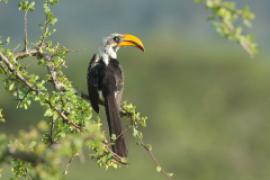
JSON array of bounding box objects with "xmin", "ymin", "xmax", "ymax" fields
[
  {"xmin": 16, "ymin": 89, "xmax": 31, "ymax": 108},
  {"xmin": 63, "ymin": 155, "xmax": 75, "ymax": 175},
  {"xmin": 24, "ymin": 11, "xmax": 28, "ymax": 51},
  {"xmin": 17, "ymin": 47, "xmax": 65, "ymax": 91},
  {"xmin": 45, "ymin": 98, "xmax": 81, "ymax": 130},
  {"xmin": 140, "ymin": 142, "xmax": 172, "ymax": 180},
  {"xmin": 55, "ymin": 105, "xmax": 81, "ymax": 130},
  {"xmin": 39, "ymin": 19, "xmax": 50, "ymax": 46},
  {"xmin": 222, "ymin": 20, "xmax": 253, "ymax": 56},
  {"xmin": 104, "ymin": 144, "xmax": 127, "ymax": 165},
  {"xmin": 16, "ymin": 46, "xmax": 65, "ymax": 91},
  {"xmin": 120, "ymin": 106, "xmax": 173, "ymax": 179},
  {"xmin": 15, "ymin": 48, "xmax": 39, "ymax": 59},
  {"xmin": 83, "ymin": 135, "xmax": 127, "ymax": 165},
  {"xmin": 0, "ymin": 52, "xmax": 39, "ymax": 91},
  {"xmin": 0, "ymin": 52, "xmax": 81, "ymax": 131},
  {"xmin": 43, "ymin": 54, "xmax": 65, "ymax": 91},
  {"xmin": 49, "ymin": 118, "xmax": 55, "ymax": 145}
]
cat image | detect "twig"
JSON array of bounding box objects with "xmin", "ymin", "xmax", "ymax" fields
[
  {"xmin": 46, "ymin": 99, "xmax": 81, "ymax": 130},
  {"xmin": 140, "ymin": 142, "xmax": 172, "ymax": 180},
  {"xmin": 43, "ymin": 54, "xmax": 65, "ymax": 91},
  {"xmin": 24, "ymin": 11, "xmax": 28, "ymax": 51},
  {"xmin": 63, "ymin": 155, "xmax": 75, "ymax": 175},
  {"xmin": 39, "ymin": 20, "xmax": 50, "ymax": 46},
  {"xmin": 121, "ymin": 106, "xmax": 173, "ymax": 179},
  {"xmin": 83, "ymin": 135, "xmax": 127, "ymax": 165},
  {"xmin": 16, "ymin": 46, "xmax": 65, "ymax": 91},
  {"xmin": 0, "ymin": 52, "xmax": 39, "ymax": 91},
  {"xmin": 16, "ymin": 89, "xmax": 31, "ymax": 108},
  {"xmin": 49, "ymin": 118, "xmax": 55, "ymax": 145},
  {"xmin": 15, "ymin": 48, "xmax": 39, "ymax": 59}
]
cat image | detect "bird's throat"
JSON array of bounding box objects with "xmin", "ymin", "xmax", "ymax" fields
[{"xmin": 99, "ymin": 46, "xmax": 117, "ymax": 65}]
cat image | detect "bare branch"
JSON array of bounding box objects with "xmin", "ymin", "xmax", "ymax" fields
[
  {"xmin": 15, "ymin": 48, "xmax": 39, "ymax": 59},
  {"xmin": 24, "ymin": 11, "xmax": 28, "ymax": 51}
]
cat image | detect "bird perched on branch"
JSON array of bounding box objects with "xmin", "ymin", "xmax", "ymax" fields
[{"xmin": 87, "ymin": 33, "xmax": 144, "ymax": 157}]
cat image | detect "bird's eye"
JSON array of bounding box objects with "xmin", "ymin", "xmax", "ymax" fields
[{"xmin": 113, "ymin": 36, "xmax": 120, "ymax": 43}]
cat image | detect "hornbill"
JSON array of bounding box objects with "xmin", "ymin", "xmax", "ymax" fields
[{"xmin": 87, "ymin": 33, "xmax": 144, "ymax": 157}]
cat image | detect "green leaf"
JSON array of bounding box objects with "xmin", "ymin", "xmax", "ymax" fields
[
  {"xmin": 8, "ymin": 82, "xmax": 15, "ymax": 91},
  {"xmin": 111, "ymin": 134, "xmax": 117, "ymax": 141},
  {"xmin": 44, "ymin": 108, "xmax": 53, "ymax": 117},
  {"xmin": 196, "ymin": 0, "xmax": 258, "ymax": 56},
  {"xmin": 0, "ymin": 109, "xmax": 5, "ymax": 123},
  {"xmin": 156, "ymin": 166, "xmax": 162, "ymax": 173},
  {"xmin": 18, "ymin": 0, "xmax": 35, "ymax": 12},
  {"xmin": 48, "ymin": 0, "xmax": 58, "ymax": 5},
  {"xmin": 5, "ymin": 37, "xmax": 10, "ymax": 44},
  {"xmin": 28, "ymin": 1, "xmax": 35, "ymax": 11}
]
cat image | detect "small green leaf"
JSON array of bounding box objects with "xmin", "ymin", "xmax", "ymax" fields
[
  {"xmin": 44, "ymin": 108, "xmax": 53, "ymax": 117},
  {"xmin": 145, "ymin": 144, "xmax": 152, "ymax": 151},
  {"xmin": 5, "ymin": 37, "xmax": 10, "ymax": 44},
  {"xmin": 156, "ymin": 166, "xmax": 162, "ymax": 173},
  {"xmin": 111, "ymin": 134, "xmax": 117, "ymax": 141},
  {"xmin": 0, "ymin": 109, "xmax": 5, "ymax": 123},
  {"xmin": 18, "ymin": 0, "xmax": 35, "ymax": 12},
  {"xmin": 28, "ymin": 1, "xmax": 35, "ymax": 11},
  {"xmin": 8, "ymin": 82, "xmax": 15, "ymax": 91}
]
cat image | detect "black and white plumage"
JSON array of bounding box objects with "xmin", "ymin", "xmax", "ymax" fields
[{"xmin": 87, "ymin": 33, "xmax": 144, "ymax": 157}]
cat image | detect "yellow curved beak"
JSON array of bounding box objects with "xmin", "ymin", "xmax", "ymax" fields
[{"xmin": 118, "ymin": 34, "xmax": 145, "ymax": 52}]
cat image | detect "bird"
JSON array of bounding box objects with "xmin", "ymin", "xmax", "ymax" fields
[{"xmin": 87, "ymin": 33, "xmax": 144, "ymax": 158}]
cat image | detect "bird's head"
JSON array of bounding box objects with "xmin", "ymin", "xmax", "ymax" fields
[{"xmin": 99, "ymin": 33, "xmax": 144, "ymax": 62}]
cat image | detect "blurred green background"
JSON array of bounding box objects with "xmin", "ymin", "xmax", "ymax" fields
[{"xmin": 1, "ymin": 1, "xmax": 270, "ymax": 180}]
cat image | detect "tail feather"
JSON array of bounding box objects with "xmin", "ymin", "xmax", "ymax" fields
[{"xmin": 104, "ymin": 94, "xmax": 127, "ymax": 157}]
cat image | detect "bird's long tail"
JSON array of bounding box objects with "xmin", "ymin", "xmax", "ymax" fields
[{"xmin": 104, "ymin": 94, "xmax": 127, "ymax": 157}]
